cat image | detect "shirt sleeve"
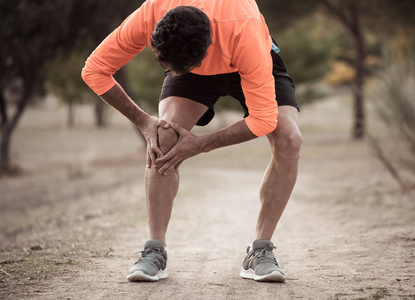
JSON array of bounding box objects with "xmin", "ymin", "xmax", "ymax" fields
[
  {"xmin": 81, "ymin": 1, "xmax": 154, "ymax": 96},
  {"xmin": 232, "ymin": 17, "xmax": 278, "ymax": 137}
]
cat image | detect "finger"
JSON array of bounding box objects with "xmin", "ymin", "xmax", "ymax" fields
[
  {"xmin": 169, "ymin": 159, "xmax": 183, "ymax": 173},
  {"xmin": 157, "ymin": 119, "xmax": 170, "ymax": 129},
  {"xmin": 149, "ymin": 136, "xmax": 164, "ymax": 157},
  {"xmin": 148, "ymin": 138, "xmax": 163, "ymax": 167},
  {"xmin": 151, "ymin": 147, "xmax": 164, "ymax": 167},
  {"xmin": 156, "ymin": 148, "xmax": 178, "ymax": 173},
  {"xmin": 169, "ymin": 121, "xmax": 186, "ymax": 135},
  {"xmin": 158, "ymin": 157, "xmax": 178, "ymax": 175},
  {"xmin": 156, "ymin": 148, "xmax": 175, "ymax": 164}
]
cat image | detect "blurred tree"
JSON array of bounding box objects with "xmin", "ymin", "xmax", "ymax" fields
[
  {"xmin": 318, "ymin": 0, "xmax": 415, "ymax": 139},
  {"xmin": 126, "ymin": 47, "xmax": 165, "ymax": 113},
  {"xmin": 276, "ymin": 26, "xmax": 333, "ymax": 83},
  {"xmin": 256, "ymin": 0, "xmax": 318, "ymax": 31},
  {"xmin": 80, "ymin": 1, "xmax": 145, "ymax": 129},
  {"xmin": 320, "ymin": 0, "xmax": 368, "ymax": 139},
  {"xmin": 0, "ymin": 0, "xmax": 144, "ymax": 173},
  {"xmin": 0, "ymin": 0, "xmax": 86, "ymax": 172},
  {"xmin": 259, "ymin": 0, "xmax": 415, "ymax": 139},
  {"xmin": 45, "ymin": 1, "xmax": 143, "ymax": 128},
  {"xmin": 78, "ymin": 1, "xmax": 147, "ymax": 143},
  {"xmin": 47, "ymin": 50, "xmax": 93, "ymax": 128}
]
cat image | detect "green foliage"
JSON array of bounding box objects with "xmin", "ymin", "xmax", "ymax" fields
[
  {"xmin": 256, "ymin": 0, "xmax": 318, "ymax": 32},
  {"xmin": 275, "ymin": 22, "xmax": 335, "ymax": 84},
  {"xmin": 47, "ymin": 50, "xmax": 93, "ymax": 105},
  {"xmin": 126, "ymin": 47, "xmax": 165, "ymax": 111},
  {"xmin": 295, "ymin": 85, "xmax": 328, "ymax": 106},
  {"xmin": 270, "ymin": 18, "xmax": 335, "ymax": 107},
  {"xmin": 0, "ymin": 258, "xmax": 76, "ymax": 281}
]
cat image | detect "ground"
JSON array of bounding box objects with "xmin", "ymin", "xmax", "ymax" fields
[{"xmin": 0, "ymin": 93, "xmax": 414, "ymax": 299}]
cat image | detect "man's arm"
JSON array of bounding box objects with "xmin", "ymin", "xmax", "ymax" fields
[
  {"xmin": 199, "ymin": 119, "xmax": 257, "ymax": 152},
  {"xmin": 100, "ymin": 83, "xmax": 169, "ymax": 168},
  {"xmin": 155, "ymin": 119, "xmax": 257, "ymax": 174},
  {"xmin": 80, "ymin": 1, "xmax": 169, "ymax": 167}
]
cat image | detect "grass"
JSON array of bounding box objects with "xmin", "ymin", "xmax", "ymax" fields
[
  {"xmin": 0, "ymin": 257, "xmax": 77, "ymax": 281},
  {"xmin": 0, "ymin": 241, "xmax": 84, "ymax": 286},
  {"xmin": 370, "ymin": 287, "xmax": 390, "ymax": 300},
  {"xmin": 347, "ymin": 287, "xmax": 391, "ymax": 300}
]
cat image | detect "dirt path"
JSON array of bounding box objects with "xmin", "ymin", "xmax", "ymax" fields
[{"xmin": 0, "ymin": 96, "xmax": 414, "ymax": 299}]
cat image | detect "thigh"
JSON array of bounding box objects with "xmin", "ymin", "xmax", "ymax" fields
[
  {"xmin": 159, "ymin": 96, "xmax": 209, "ymax": 131},
  {"xmin": 160, "ymin": 71, "xmax": 226, "ymax": 126}
]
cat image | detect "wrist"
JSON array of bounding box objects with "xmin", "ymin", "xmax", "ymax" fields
[
  {"xmin": 199, "ymin": 134, "xmax": 214, "ymax": 153},
  {"xmin": 134, "ymin": 110, "xmax": 150, "ymax": 130}
]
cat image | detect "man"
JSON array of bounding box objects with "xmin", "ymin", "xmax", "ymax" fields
[{"xmin": 82, "ymin": 0, "xmax": 302, "ymax": 283}]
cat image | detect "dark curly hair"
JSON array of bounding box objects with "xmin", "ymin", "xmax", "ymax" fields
[{"xmin": 151, "ymin": 6, "xmax": 212, "ymax": 75}]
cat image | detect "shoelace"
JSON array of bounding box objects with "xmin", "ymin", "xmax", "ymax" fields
[
  {"xmin": 253, "ymin": 244, "xmax": 278, "ymax": 265},
  {"xmin": 135, "ymin": 247, "xmax": 167, "ymax": 264}
]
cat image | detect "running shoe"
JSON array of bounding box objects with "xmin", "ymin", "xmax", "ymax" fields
[
  {"xmin": 240, "ymin": 239, "xmax": 286, "ymax": 282},
  {"xmin": 127, "ymin": 239, "xmax": 168, "ymax": 282}
]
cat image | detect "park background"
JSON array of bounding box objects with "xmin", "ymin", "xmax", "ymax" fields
[{"xmin": 1, "ymin": 0, "xmax": 414, "ymax": 299}]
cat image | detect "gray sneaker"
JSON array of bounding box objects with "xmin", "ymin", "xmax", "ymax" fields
[
  {"xmin": 127, "ymin": 239, "xmax": 168, "ymax": 282},
  {"xmin": 240, "ymin": 239, "xmax": 286, "ymax": 282}
]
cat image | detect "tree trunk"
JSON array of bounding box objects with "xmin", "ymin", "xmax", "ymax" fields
[
  {"xmin": 67, "ymin": 101, "xmax": 75, "ymax": 128},
  {"xmin": 0, "ymin": 124, "xmax": 12, "ymax": 172},
  {"xmin": 0, "ymin": 92, "xmax": 7, "ymax": 128},
  {"xmin": 94, "ymin": 99, "xmax": 107, "ymax": 128},
  {"xmin": 348, "ymin": 5, "xmax": 366, "ymax": 139},
  {"xmin": 0, "ymin": 87, "xmax": 31, "ymax": 173},
  {"xmin": 321, "ymin": 1, "xmax": 367, "ymax": 140}
]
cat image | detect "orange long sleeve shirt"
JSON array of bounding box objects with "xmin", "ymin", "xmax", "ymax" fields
[{"xmin": 82, "ymin": 0, "xmax": 278, "ymax": 137}]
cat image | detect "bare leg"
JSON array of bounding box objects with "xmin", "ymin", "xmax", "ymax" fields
[
  {"xmin": 145, "ymin": 97, "xmax": 208, "ymax": 245},
  {"xmin": 255, "ymin": 106, "xmax": 302, "ymax": 240}
]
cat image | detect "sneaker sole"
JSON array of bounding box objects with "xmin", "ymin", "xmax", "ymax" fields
[
  {"xmin": 240, "ymin": 268, "xmax": 286, "ymax": 282},
  {"xmin": 127, "ymin": 269, "xmax": 168, "ymax": 282}
]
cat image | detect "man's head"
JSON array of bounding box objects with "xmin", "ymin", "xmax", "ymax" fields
[{"xmin": 151, "ymin": 6, "xmax": 212, "ymax": 76}]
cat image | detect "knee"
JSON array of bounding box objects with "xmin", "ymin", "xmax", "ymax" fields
[
  {"xmin": 158, "ymin": 127, "xmax": 179, "ymax": 154},
  {"xmin": 269, "ymin": 127, "xmax": 302, "ymax": 160}
]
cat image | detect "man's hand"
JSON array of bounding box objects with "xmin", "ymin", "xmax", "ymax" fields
[
  {"xmin": 155, "ymin": 122, "xmax": 203, "ymax": 175},
  {"xmin": 138, "ymin": 115, "xmax": 169, "ymax": 169}
]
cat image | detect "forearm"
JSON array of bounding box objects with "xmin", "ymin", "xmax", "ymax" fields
[
  {"xmin": 155, "ymin": 118, "xmax": 258, "ymax": 174},
  {"xmin": 100, "ymin": 83, "xmax": 149, "ymax": 129},
  {"xmin": 199, "ymin": 119, "xmax": 257, "ymax": 153}
]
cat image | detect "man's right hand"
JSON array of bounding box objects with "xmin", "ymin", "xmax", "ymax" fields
[{"xmin": 137, "ymin": 115, "xmax": 170, "ymax": 169}]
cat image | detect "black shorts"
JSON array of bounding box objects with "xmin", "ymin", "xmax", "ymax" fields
[{"xmin": 159, "ymin": 49, "xmax": 299, "ymax": 126}]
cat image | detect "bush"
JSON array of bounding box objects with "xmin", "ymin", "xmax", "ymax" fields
[
  {"xmin": 368, "ymin": 58, "xmax": 415, "ymax": 190},
  {"xmin": 275, "ymin": 24, "xmax": 334, "ymax": 84},
  {"xmin": 126, "ymin": 47, "xmax": 165, "ymax": 112}
]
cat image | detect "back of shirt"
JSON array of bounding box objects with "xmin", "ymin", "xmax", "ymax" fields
[{"xmin": 82, "ymin": 0, "xmax": 278, "ymax": 137}]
